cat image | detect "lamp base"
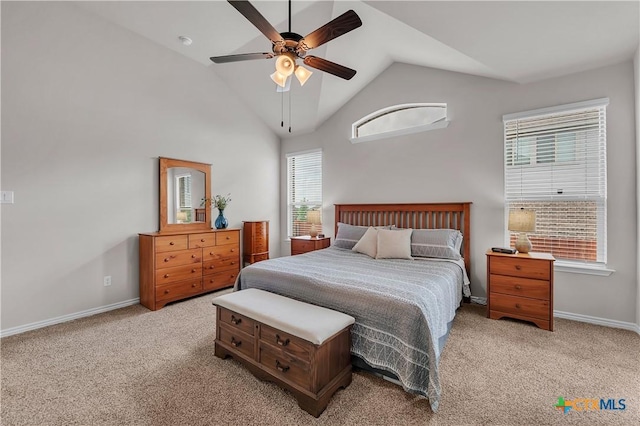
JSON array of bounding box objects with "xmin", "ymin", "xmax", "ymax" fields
[
  {"xmin": 309, "ymin": 224, "xmax": 319, "ymax": 238},
  {"xmin": 514, "ymin": 233, "xmax": 532, "ymax": 253}
]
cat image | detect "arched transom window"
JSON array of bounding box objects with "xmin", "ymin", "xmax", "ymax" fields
[{"xmin": 351, "ymin": 103, "xmax": 449, "ymax": 143}]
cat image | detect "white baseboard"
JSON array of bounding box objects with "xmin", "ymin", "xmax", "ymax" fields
[
  {"xmin": 0, "ymin": 298, "xmax": 140, "ymax": 338},
  {"xmin": 469, "ymin": 297, "xmax": 639, "ymax": 335},
  {"xmin": 554, "ymin": 310, "xmax": 640, "ymax": 335}
]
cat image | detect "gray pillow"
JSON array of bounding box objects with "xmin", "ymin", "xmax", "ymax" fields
[
  {"xmin": 334, "ymin": 222, "xmax": 391, "ymax": 250},
  {"xmin": 410, "ymin": 229, "xmax": 463, "ymax": 260}
]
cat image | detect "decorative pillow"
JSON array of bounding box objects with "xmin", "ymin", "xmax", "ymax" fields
[
  {"xmin": 334, "ymin": 223, "xmax": 391, "ymax": 250},
  {"xmin": 410, "ymin": 229, "xmax": 463, "ymax": 260},
  {"xmin": 376, "ymin": 229, "xmax": 413, "ymax": 260},
  {"xmin": 352, "ymin": 227, "xmax": 378, "ymax": 258}
]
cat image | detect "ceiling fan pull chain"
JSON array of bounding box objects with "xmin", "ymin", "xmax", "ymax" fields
[
  {"xmin": 288, "ymin": 0, "xmax": 292, "ymax": 33},
  {"xmin": 288, "ymin": 90, "xmax": 292, "ymax": 133},
  {"xmin": 281, "ymin": 89, "xmax": 284, "ymax": 128}
]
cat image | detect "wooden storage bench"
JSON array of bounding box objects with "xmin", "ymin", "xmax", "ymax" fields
[{"xmin": 212, "ymin": 289, "xmax": 355, "ymax": 417}]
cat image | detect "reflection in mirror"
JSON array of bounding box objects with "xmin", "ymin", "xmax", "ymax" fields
[
  {"xmin": 159, "ymin": 157, "xmax": 211, "ymax": 233},
  {"xmin": 166, "ymin": 167, "xmax": 205, "ymax": 224}
]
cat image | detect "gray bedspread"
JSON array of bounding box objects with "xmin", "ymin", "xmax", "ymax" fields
[{"xmin": 235, "ymin": 246, "xmax": 470, "ymax": 411}]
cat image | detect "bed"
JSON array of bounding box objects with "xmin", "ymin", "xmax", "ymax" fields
[{"xmin": 235, "ymin": 203, "xmax": 472, "ymax": 411}]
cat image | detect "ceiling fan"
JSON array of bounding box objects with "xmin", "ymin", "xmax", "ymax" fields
[{"xmin": 210, "ymin": 0, "xmax": 362, "ymax": 87}]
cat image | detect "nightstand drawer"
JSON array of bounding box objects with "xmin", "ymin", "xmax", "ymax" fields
[
  {"xmin": 489, "ymin": 256, "xmax": 550, "ymax": 280},
  {"xmin": 490, "ymin": 293, "xmax": 550, "ymax": 320},
  {"xmin": 292, "ymin": 240, "xmax": 315, "ymax": 254},
  {"xmin": 490, "ymin": 274, "xmax": 550, "ymax": 300}
]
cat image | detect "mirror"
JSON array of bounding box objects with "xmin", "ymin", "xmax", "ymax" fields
[{"xmin": 159, "ymin": 157, "xmax": 211, "ymax": 233}]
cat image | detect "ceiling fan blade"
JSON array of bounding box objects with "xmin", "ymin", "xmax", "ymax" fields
[
  {"xmin": 303, "ymin": 56, "xmax": 356, "ymax": 80},
  {"xmin": 228, "ymin": 1, "xmax": 283, "ymax": 44},
  {"xmin": 210, "ymin": 52, "xmax": 274, "ymax": 63},
  {"xmin": 299, "ymin": 10, "xmax": 362, "ymax": 51}
]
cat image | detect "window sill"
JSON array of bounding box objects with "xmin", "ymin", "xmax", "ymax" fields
[{"xmin": 554, "ymin": 261, "xmax": 615, "ymax": 276}]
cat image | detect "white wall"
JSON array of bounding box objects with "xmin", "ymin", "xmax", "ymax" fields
[
  {"xmin": 635, "ymin": 46, "xmax": 640, "ymax": 330},
  {"xmin": 281, "ymin": 61, "xmax": 637, "ymax": 324},
  {"xmin": 0, "ymin": 2, "xmax": 280, "ymax": 331}
]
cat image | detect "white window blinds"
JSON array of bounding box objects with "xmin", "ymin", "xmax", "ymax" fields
[
  {"xmin": 287, "ymin": 149, "xmax": 322, "ymax": 238},
  {"xmin": 503, "ymin": 98, "xmax": 608, "ymax": 264}
]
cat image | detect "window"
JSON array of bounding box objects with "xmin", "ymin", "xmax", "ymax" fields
[
  {"xmin": 351, "ymin": 103, "xmax": 449, "ymax": 144},
  {"xmin": 287, "ymin": 149, "xmax": 322, "ymax": 238},
  {"xmin": 175, "ymin": 173, "xmax": 193, "ymax": 223},
  {"xmin": 503, "ymin": 98, "xmax": 608, "ymax": 267}
]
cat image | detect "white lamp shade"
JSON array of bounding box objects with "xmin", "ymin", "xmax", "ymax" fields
[
  {"xmin": 270, "ymin": 71, "xmax": 287, "ymax": 88},
  {"xmin": 294, "ymin": 65, "xmax": 313, "ymax": 86},
  {"xmin": 306, "ymin": 210, "xmax": 321, "ymax": 225},
  {"xmin": 508, "ymin": 209, "xmax": 536, "ymax": 233},
  {"xmin": 275, "ymin": 53, "xmax": 295, "ymax": 77}
]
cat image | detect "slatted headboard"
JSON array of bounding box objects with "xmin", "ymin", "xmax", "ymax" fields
[{"xmin": 334, "ymin": 203, "xmax": 472, "ymax": 275}]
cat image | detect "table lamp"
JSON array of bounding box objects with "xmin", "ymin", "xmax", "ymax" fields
[
  {"xmin": 306, "ymin": 210, "xmax": 321, "ymax": 238},
  {"xmin": 508, "ymin": 209, "xmax": 536, "ymax": 253}
]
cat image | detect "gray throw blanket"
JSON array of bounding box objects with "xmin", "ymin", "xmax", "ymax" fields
[{"xmin": 235, "ymin": 247, "xmax": 469, "ymax": 411}]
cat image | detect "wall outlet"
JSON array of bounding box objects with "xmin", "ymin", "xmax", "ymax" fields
[
  {"xmin": 0, "ymin": 191, "xmax": 14, "ymax": 204},
  {"xmin": 103, "ymin": 276, "xmax": 112, "ymax": 287}
]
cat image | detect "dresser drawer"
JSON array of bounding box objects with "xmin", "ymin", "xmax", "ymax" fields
[
  {"xmin": 261, "ymin": 324, "xmax": 312, "ymax": 362},
  {"xmin": 216, "ymin": 231, "xmax": 240, "ymax": 246},
  {"xmin": 251, "ymin": 253, "xmax": 269, "ymax": 263},
  {"xmin": 489, "ymin": 256, "xmax": 550, "ymax": 280},
  {"xmin": 218, "ymin": 323, "xmax": 255, "ymax": 359},
  {"xmin": 155, "ymin": 248, "xmax": 201, "ymax": 269},
  {"xmin": 203, "ymin": 257, "xmax": 240, "ymax": 274},
  {"xmin": 490, "ymin": 274, "xmax": 550, "ymax": 300},
  {"xmin": 156, "ymin": 278, "xmax": 202, "ymax": 303},
  {"xmin": 490, "ymin": 293, "xmax": 550, "ymax": 320},
  {"xmin": 204, "ymin": 245, "xmax": 239, "ymax": 260},
  {"xmin": 203, "ymin": 270, "xmax": 238, "ymax": 291},
  {"xmin": 155, "ymin": 235, "xmax": 189, "ymax": 253},
  {"xmin": 218, "ymin": 308, "xmax": 255, "ymax": 336},
  {"xmin": 188, "ymin": 233, "xmax": 216, "ymax": 248},
  {"xmin": 155, "ymin": 263, "xmax": 201, "ymax": 285},
  {"xmin": 259, "ymin": 341, "xmax": 311, "ymax": 391}
]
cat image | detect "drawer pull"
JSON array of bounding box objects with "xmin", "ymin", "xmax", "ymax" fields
[
  {"xmin": 191, "ymin": 269, "xmax": 197, "ymax": 273},
  {"xmin": 230, "ymin": 249, "xmax": 235, "ymax": 252},
  {"xmin": 515, "ymin": 265, "xmax": 522, "ymax": 270},
  {"xmin": 226, "ymin": 236, "xmax": 231, "ymax": 240},
  {"xmin": 164, "ymin": 274, "xmax": 170, "ymax": 278},
  {"xmin": 230, "ymin": 337, "xmax": 241, "ymax": 348},
  {"xmin": 230, "ymin": 261, "xmax": 236, "ymax": 265},
  {"xmin": 275, "ymin": 360, "xmax": 290, "ymax": 373},
  {"xmin": 201, "ymin": 239, "xmax": 206, "ymax": 242},
  {"xmin": 209, "ymin": 266, "xmax": 215, "ymax": 270},
  {"xmin": 515, "ymin": 285, "xmax": 522, "ymax": 290},
  {"xmin": 164, "ymin": 258, "xmax": 170, "ymax": 262},
  {"xmin": 230, "ymin": 315, "xmax": 241, "ymax": 325},
  {"xmin": 515, "ymin": 303, "xmax": 521, "ymax": 309},
  {"xmin": 164, "ymin": 289, "xmax": 170, "ymax": 294},
  {"xmin": 169, "ymin": 242, "xmax": 175, "ymax": 246},
  {"xmin": 191, "ymin": 283, "xmax": 197, "ymax": 288},
  {"xmin": 192, "ymin": 255, "xmax": 196, "ymax": 258},
  {"xmin": 275, "ymin": 334, "xmax": 290, "ymax": 347}
]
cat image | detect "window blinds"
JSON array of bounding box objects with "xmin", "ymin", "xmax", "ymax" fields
[
  {"xmin": 503, "ymin": 98, "xmax": 608, "ymax": 264},
  {"xmin": 287, "ymin": 149, "xmax": 323, "ymax": 238}
]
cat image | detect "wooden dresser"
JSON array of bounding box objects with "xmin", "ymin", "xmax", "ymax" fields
[
  {"xmin": 486, "ymin": 250, "xmax": 555, "ymax": 331},
  {"xmin": 291, "ymin": 236, "xmax": 330, "ymax": 255},
  {"xmin": 139, "ymin": 229, "xmax": 240, "ymax": 310},
  {"xmin": 243, "ymin": 221, "xmax": 269, "ymax": 265}
]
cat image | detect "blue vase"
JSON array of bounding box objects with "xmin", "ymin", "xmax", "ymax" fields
[{"xmin": 215, "ymin": 209, "xmax": 228, "ymax": 229}]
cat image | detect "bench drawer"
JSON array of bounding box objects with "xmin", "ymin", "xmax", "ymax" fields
[
  {"xmin": 260, "ymin": 324, "xmax": 312, "ymax": 362},
  {"xmin": 259, "ymin": 341, "xmax": 311, "ymax": 391},
  {"xmin": 218, "ymin": 324, "xmax": 255, "ymax": 359},
  {"xmin": 218, "ymin": 308, "xmax": 255, "ymax": 336}
]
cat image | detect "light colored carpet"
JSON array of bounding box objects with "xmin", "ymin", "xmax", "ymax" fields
[{"xmin": 1, "ymin": 291, "xmax": 638, "ymax": 425}]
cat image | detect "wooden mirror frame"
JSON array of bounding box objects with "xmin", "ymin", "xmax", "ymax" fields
[{"xmin": 159, "ymin": 157, "xmax": 212, "ymax": 233}]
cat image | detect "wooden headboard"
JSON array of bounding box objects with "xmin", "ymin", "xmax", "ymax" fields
[{"xmin": 334, "ymin": 203, "xmax": 472, "ymax": 275}]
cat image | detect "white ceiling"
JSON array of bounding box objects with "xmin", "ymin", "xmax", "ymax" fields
[{"xmin": 75, "ymin": 1, "xmax": 639, "ymax": 138}]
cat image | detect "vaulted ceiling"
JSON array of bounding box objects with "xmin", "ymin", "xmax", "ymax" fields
[{"xmin": 76, "ymin": 1, "xmax": 639, "ymax": 138}]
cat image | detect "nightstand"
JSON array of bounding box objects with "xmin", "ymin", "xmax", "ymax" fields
[
  {"xmin": 291, "ymin": 236, "xmax": 331, "ymax": 255},
  {"xmin": 486, "ymin": 250, "xmax": 555, "ymax": 331}
]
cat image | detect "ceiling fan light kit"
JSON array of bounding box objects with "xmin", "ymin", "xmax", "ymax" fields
[{"xmin": 210, "ymin": 0, "xmax": 362, "ymax": 85}]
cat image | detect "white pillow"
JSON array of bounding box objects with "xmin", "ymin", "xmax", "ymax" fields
[
  {"xmin": 376, "ymin": 229, "xmax": 413, "ymax": 260},
  {"xmin": 352, "ymin": 227, "xmax": 378, "ymax": 258}
]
